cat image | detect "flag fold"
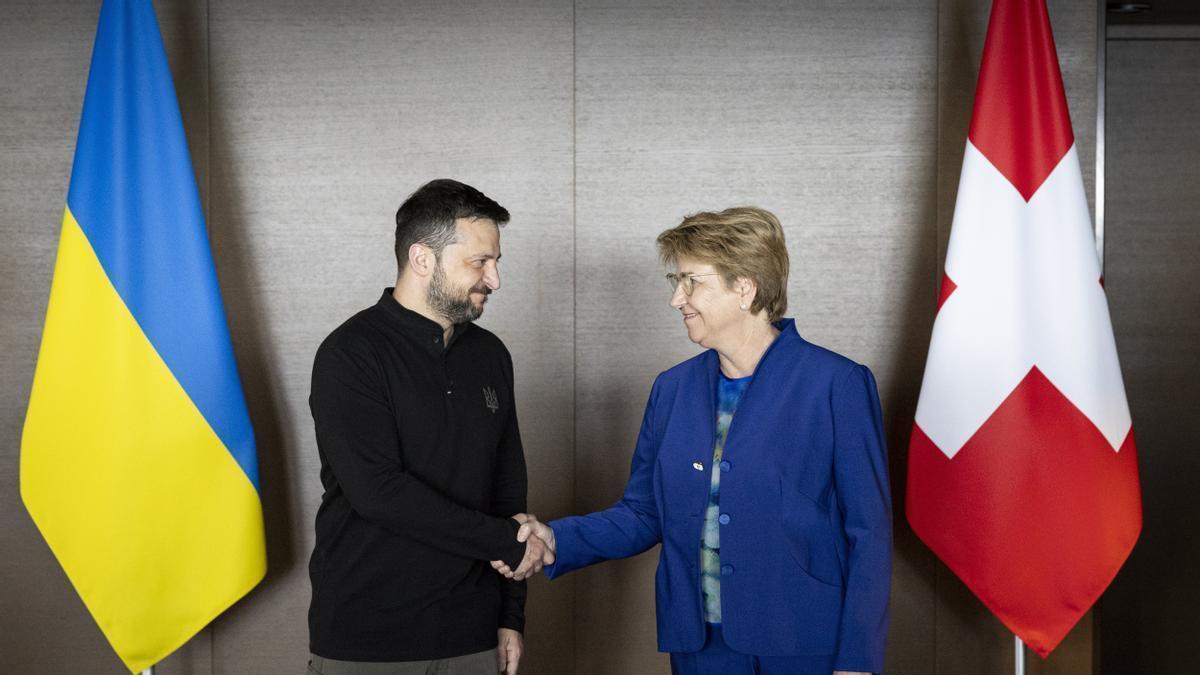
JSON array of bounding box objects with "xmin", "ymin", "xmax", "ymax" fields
[
  {"xmin": 906, "ymin": 0, "xmax": 1141, "ymax": 657},
  {"xmin": 20, "ymin": 1, "xmax": 266, "ymax": 671}
]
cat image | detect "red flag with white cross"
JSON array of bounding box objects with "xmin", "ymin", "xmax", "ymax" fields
[{"xmin": 906, "ymin": 0, "xmax": 1142, "ymax": 657}]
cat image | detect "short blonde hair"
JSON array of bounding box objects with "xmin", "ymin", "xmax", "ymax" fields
[{"xmin": 656, "ymin": 207, "xmax": 789, "ymax": 322}]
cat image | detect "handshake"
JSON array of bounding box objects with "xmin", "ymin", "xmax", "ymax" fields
[{"xmin": 491, "ymin": 513, "xmax": 556, "ymax": 581}]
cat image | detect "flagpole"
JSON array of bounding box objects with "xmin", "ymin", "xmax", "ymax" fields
[{"xmin": 1015, "ymin": 636, "xmax": 1026, "ymax": 675}]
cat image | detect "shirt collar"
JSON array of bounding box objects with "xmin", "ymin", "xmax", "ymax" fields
[{"xmin": 376, "ymin": 288, "xmax": 473, "ymax": 352}]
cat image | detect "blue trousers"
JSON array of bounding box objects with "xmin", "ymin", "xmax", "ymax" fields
[{"xmin": 670, "ymin": 624, "xmax": 837, "ymax": 675}]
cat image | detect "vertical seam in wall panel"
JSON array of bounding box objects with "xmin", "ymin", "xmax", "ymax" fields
[
  {"xmin": 1095, "ymin": 0, "xmax": 1106, "ymax": 275},
  {"xmin": 570, "ymin": 2, "xmax": 578, "ymax": 674}
]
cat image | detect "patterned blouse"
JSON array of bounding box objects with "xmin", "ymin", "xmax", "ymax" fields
[{"xmin": 700, "ymin": 370, "xmax": 752, "ymax": 624}]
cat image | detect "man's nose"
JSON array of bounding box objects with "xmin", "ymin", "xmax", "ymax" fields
[{"xmin": 484, "ymin": 262, "xmax": 500, "ymax": 290}]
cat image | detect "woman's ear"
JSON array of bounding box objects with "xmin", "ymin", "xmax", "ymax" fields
[{"xmin": 738, "ymin": 277, "xmax": 757, "ymax": 303}]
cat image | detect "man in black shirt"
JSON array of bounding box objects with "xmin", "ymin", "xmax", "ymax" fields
[{"xmin": 308, "ymin": 180, "xmax": 550, "ymax": 675}]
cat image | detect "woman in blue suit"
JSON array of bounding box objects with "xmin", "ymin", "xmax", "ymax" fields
[{"xmin": 496, "ymin": 207, "xmax": 892, "ymax": 675}]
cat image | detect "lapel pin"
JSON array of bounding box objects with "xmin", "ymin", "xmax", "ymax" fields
[{"xmin": 692, "ymin": 461, "xmax": 704, "ymax": 471}]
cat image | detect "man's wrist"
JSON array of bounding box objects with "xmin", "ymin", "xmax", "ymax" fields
[
  {"xmin": 498, "ymin": 617, "xmax": 525, "ymax": 633},
  {"xmin": 497, "ymin": 518, "xmax": 526, "ymax": 568}
]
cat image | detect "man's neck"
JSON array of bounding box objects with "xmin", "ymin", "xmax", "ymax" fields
[{"xmin": 392, "ymin": 282, "xmax": 454, "ymax": 343}]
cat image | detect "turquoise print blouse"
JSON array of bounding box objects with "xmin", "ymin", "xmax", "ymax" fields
[{"xmin": 701, "ymin": 371, "xmax": 752, "ymax": 624}]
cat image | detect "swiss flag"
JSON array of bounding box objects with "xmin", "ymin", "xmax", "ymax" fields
[{"xmin": 906, "ymin": 0, "xmax": 1142, "ymax": 657}]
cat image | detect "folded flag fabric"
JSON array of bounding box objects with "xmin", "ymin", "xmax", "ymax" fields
[
  {"xmin": 20, "ymin": 1, "xmax": 266, "ymax": 671},
  {"xmin": 906, "ymin": 0, "xmax": 1142, "ymax": 657}
]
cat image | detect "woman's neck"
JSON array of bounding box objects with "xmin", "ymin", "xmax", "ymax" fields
[{"xmin": 715, "ymin": 318, "xmax": 780, "ymax": 378}]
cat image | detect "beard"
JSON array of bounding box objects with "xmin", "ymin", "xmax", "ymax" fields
[{"xmin": 427, "ymin": 260, "xmax": 489, "ymax": 324}]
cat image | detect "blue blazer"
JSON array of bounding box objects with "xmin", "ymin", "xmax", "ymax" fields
[{"xmin": 546, "ymin": 320, "xmax": 892, "ymax": 672}]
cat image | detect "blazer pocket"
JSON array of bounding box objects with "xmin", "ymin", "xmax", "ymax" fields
[
  {"xmin": 657, "ymin": 451, "xmax": 710, "ymax": 517},
  {"xmin": 779, "ymin": 478, "xmax": 845, "ymax": 588}
]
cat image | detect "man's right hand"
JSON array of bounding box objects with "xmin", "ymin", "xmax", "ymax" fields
[{"xmin": 493, "ymin": 514, "xmax": 556, "ymax": 580}]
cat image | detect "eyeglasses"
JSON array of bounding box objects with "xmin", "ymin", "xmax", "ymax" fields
[{"xmin": 665, "ymin": 272, "xmax": 721, "ymax": 296}]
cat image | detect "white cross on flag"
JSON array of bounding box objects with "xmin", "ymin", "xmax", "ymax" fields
[{"xmin": 906, "ymin": 0, "xmax": 1142, "ymax": 657}]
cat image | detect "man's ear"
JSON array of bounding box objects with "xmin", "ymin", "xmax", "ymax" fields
[{"xmin": 408, "ymin": 243, "xmax": 434, "ymax": 277}]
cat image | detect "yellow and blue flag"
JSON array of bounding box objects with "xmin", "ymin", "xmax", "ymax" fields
[{"xmin": 20, "ymin": 1, "xmax": 266, "ymax": 671}]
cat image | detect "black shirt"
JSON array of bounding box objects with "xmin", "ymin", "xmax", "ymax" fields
[{"xmin": 308, "ymin": 290, "xmax": 528, "ymax": 661}]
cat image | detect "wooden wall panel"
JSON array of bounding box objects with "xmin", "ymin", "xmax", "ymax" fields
[
  {"xmin": 2, "ymin": 2, "xmax": 1154, "ymax": 673},
  {"xmin": 0, "ymin": 2, "xmax": 213, "ymax": 672},
  {"xmin": 573, "ymin": 2, "xmax": 937, "ymax": 673},
  {"xmin": 205, "ymin": 1, "xmax": 575, "ymax": 673},
  {"xmin": 1101, "ymin": 37, "xmax": 1200, "ymax": 675}
]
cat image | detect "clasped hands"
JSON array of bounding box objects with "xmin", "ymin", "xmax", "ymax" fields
[{"xmin": 491, "ymin": 513, "xmax": 555, "ymax": 581}]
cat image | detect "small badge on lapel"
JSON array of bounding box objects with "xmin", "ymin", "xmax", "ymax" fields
[{"xmin": 692, "ymin": 461, "xmax": 704, "ymax": 471}]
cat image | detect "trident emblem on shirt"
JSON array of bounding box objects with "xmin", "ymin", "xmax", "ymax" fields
[{"xmin": 482, "ymin": 386, "xmax": 499, "ymax": 413}]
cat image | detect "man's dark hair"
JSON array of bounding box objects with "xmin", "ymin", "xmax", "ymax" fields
[{"xmin": 394, "ymin": 179, "xmax": 509, "ymax": 273}]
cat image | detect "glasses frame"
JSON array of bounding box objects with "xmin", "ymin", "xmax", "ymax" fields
[{"xmin": 665, "ymin": 272, "xmax": 722, "ymax": 296}]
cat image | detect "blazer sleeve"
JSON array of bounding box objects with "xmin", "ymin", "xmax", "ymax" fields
[
  {"xmin": 544, "ymin": 376, "xmax": 665, "ymax": 578},
  {"xmin": 831, "ymin": 364, "xmax": 893, "ymax": 673}
]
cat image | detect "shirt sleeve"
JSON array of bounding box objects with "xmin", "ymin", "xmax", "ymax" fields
[
  {"xmin": 492, "ymin": 349, "xmax": 529, "ymax": 632},
  {"xmin": 310, "ymin": 337, "xmax": 526, "ymax": 569}
]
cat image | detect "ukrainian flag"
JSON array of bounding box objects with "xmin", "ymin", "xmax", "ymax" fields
[{"xmin": 20, "ymin": 1, "xmax": 266, "ymax": 671}]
